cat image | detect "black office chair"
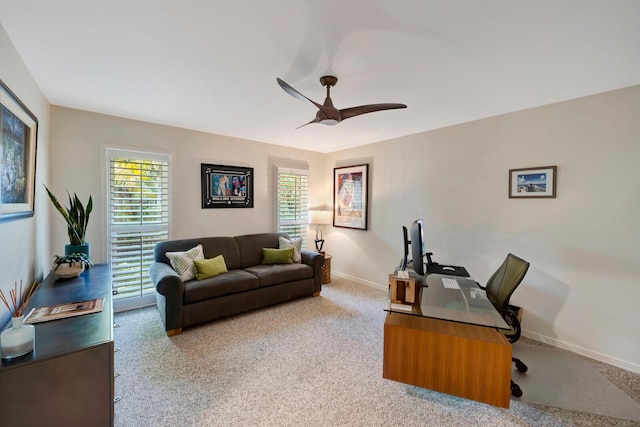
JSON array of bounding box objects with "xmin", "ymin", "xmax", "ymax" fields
[{"xmin": 477, "ymin": 253, "xmax": 530, "ymax": 397}]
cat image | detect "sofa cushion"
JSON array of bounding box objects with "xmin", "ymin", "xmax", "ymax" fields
[
  {"xmin": 194, "ymin": 255, "xmax": 228, "ymax": 280},
  {"xmin": 200, "ymin": 237, "xmax": 242, "ymax": 270},
  {"xmin": 155, "ymin": 237, "xmax": 242, "ymax": 270},
  {"xmin": 279, "ymin": 236, "xmax": 302, "ymax": 263},
  {"xmin": 244, "ymin": 263, "xmax": 313, "ymax": 288},
  {"xmin": 235, "ymin": 233, "xmax": 287, "ymax": 268},
  {"xmin": 184, "ymin": 269, "xmax": 259, "ymax": 304},
  {"xmin": 165, "ymin": 244, "xmax": 204, "ymax": 281}
]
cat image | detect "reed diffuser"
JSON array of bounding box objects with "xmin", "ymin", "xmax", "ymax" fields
[{"xmin": 0, "ymin": 280, "xmax": 40, "ymax": 359}]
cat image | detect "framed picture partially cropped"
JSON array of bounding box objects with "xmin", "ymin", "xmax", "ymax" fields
[
  {"xmin": 509, "ymin": 166, "xmax": 557, "ymax": 198},
  {"xmin": 201, "ymin": 163, "xmax": 254, "ymax": 208},
  {"xmin": 0, "ymin": 78, "xmax": 38, "ymax": 221},
  {"xmin": 334, "ymin": 164, "xmax": 369, "ymax": 230}
]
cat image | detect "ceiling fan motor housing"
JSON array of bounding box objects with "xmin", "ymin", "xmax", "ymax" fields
[{"xmin": 319, "ymin": 75, "xmax": 338, "ymax": 87}]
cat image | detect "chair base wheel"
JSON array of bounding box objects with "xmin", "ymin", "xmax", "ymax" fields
[
  {"xmin": 511, "ymin": 381, "xmax": 523, "ymax": 397},
  {"xmin": 515, "ymin": 359, "xmax": 528, "ymax": 373}
]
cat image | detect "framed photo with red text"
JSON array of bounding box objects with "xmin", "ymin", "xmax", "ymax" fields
[
  {"xmin": 201, "ymin": 163, "xmax": 254, "ymax": 208},
  {"xmin": 333, "ymin": 164, "xmax": 368, "ymax": 230}
]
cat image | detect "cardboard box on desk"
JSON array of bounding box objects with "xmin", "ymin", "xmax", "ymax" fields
[{"xmin": 389, "ymin": 274, "xmax": 416, "ymax": 304}]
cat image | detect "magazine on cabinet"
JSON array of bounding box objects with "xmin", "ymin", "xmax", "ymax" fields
[{"xmin": 24, "ymin": 298, "xmax": 104, "ymax": 324}]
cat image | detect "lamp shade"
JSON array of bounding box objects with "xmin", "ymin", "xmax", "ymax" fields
[{"xmin": 309, "ymin": 210, "xmax": 332, "ymax": 225}]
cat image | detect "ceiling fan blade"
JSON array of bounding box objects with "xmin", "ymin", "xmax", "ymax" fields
[
  {"xmin": 276, "ymin": 78, "xmax": 326, "ymax": 111},
  {"xmin": 296, "ymin": 118, "xmax": 321, "ymax": 129},
  {"xmin": 339, "ymin": 103, "xmax": 407, "ymax": 121}
]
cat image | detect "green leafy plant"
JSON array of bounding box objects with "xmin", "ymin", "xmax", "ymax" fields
[
  {"xmin": 52, "ymin": 253, "xmax": 94, "ymax": 271},
  {"xmin": 44, "ymin": 185, "xmax": 93, "ymax": 246}
]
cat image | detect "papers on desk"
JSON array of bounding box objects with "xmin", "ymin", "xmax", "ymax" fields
[
  {"xmin": 390, "ymin": 303, "xmax": 413, "ymax": 312},
  {"xmin": 442, "ymin": 277, "xmax": 461, "ymax": 289}
]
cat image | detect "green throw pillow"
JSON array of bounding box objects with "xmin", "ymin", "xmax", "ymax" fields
[
  {"xmin": 194, "ymin": 255, "xmax": 228, "ymax": 280},
  {"xmin": 262, "ymin": 247, "xmax": 294, "ymax": 265}
]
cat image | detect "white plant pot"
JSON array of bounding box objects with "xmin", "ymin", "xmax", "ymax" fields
[
  {"xmin": 1, "ymin": 315, "xmax": 35, "ymax": 359},
  {"xmin": 53, "ymin": 262, "xmax": 85, "ymax": 278}
]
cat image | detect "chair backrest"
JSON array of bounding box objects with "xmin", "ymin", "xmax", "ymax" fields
[{"xmin": 485, "ymin": 253, "xmax": 530, "ymax": 313}]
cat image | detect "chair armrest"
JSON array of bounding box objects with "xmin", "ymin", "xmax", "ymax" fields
[
  {"xmin": 149, "ymin": 262, "xmax": 184, "ymax": 297},
  {"xmin": 503, "ymin": 309, "xmax": 522, "ymax": 343}
]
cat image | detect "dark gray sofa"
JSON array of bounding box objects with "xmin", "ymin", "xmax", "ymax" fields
[{"xmin": 149, "ymin": 233, "xmax": 323, "ymax": 336}]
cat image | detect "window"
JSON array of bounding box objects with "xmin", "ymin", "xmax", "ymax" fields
[
  {"xmin": 107, "ymin": 149, "xmax": 170, "ymax": 311},
  {"xmin": 276, "ymin": 167, "xmax": 309, "ymax": 247}
]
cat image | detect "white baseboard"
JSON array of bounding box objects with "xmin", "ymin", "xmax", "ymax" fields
[
  {"xmin": 332, "ymin": 271, "xmax": 387, "ymax": 292},
  {"xmin": 522, "ymin": 329, "xmax": 640, "ymax": 374},
  {"xmin": 333, "ymin": 270, "xmax": 640, "ymax": 375}
]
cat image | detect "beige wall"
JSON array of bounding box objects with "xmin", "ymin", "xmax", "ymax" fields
[
  {"xmin": 49, "ymin": 106, "xmax": 328, "ymax": 264},
  {"xmin": 325, "ymin": 85, "xmax": 640, "ymax": 372},
  {"xmin": 0, "ymin": 24, "xmax": 50, "ymax": 325}
]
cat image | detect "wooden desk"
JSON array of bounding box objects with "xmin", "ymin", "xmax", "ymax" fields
[
  {"xmin": 383, "ymin": 312, "xmax": 512, "ymax": 408},
  {"xmin": 0, "ymin": 264, "xmax": 114, "ymax": 426}
]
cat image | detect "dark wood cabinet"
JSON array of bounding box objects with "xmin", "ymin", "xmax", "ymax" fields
[{"xmin": 0, "ymin": 264, "xmax": 114, "ymax": 426}]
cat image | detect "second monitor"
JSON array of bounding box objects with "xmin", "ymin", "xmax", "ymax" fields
[
  {"xmin": 401, "ymin": 219, "xmax": 431, "ymax": 276},
  {"xmin": 404, "ymin": 218, "xmax": 469, "ymax": 277},
  {"xmin": 409, "ymin": 219, "xmax": 433, "ymax": 276}
]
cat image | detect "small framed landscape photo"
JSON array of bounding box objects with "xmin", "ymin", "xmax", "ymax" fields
[
  {"xmin": 334, "ymin": 164, "xmax": 369, "ymax": 230},
  {"xmin": 509, "ymin": 166, "xmax": 557, "ymax": 198},
  {"xmin": 201, "ymin": 163, "xmax": 254, "ymax": 208},
  {"xmin": 0, "ymin": 78, "xmax": 38, "ymax": 221}
]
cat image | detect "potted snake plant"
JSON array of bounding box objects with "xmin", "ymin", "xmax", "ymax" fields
[{"xmin": 44, "ymin": 185, "xmax": 93, "ymax": 257}]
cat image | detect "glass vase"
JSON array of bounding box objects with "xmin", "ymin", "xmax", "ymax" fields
[{"xmin": 1, "ymin": 315, "xmax": 35, "ymax": 359}]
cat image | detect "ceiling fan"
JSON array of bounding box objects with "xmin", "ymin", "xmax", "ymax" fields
[{"xmin": 276, "ymin": 75, "xmax": 407, "ymax": 128}]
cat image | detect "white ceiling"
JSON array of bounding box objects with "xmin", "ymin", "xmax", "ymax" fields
[{"xmin": 1, "ymin": 1, "xmax": 639, "ymax": 153}]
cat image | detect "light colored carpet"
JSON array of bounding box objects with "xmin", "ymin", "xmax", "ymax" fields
[
  {"xmin": 512, "ymin": 343, "xmax": 640, "ymax": 422},
  {"xmin": 113, "ymin": 277, "xmax": 640, "ymax": 426}
]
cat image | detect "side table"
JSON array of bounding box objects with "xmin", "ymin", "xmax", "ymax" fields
[{"xmin": 321, "ymin": 254, "xmax": 332, "ymax": 284}]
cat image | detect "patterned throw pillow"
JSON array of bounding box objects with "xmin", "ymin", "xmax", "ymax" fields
[
  {"xmin": 279, "ymin": 236, "xmax": 302, "ymax": 263},
  {"xmin": 165, "ymin": 244, "xmax": 204, "ymax": 281}
]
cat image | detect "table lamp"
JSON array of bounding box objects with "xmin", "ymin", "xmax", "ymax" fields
[{"xmin": 308, "ymin": 210, "xmax": 332, "ymax": 252}]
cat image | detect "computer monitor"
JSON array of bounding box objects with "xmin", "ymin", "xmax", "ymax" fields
[
  {"xmin": 410, "ymin": 219, "xmax": 426, "ymax": 275},
  {"xmin": 399, "ymin": 226, "xmax": 410, "ymax": 271}
]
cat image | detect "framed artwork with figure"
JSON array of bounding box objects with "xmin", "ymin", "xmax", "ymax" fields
[
  {"xmin": 333, "ymin": 164, "xmax": 368, "ymax": 230},
  {"xmin": 201, "ymin": 163, "xmax": 254, "ymax": 208},
  {"xmin": 0, "ymin": 78, "xmax": 38, "ymax": 222}
]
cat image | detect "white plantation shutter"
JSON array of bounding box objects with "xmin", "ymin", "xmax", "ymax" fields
[
  {"xmin": 276, "ymin": 167, "xmax": 308, "ymax": 247},
  {"xmin": 107, "ymin": 149, "xmax": 169, "ymax": 311}
]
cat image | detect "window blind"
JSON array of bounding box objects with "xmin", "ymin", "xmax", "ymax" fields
[
  {"xmin": 108, "ymin": 150, "xmax": 169, "ymax": 309},
  {"xmin": 276, "ymin": 167, "xmax": 309, "ymax": 247}
]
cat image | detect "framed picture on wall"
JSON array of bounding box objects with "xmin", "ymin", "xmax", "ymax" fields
[
  {"xmin": 0, "ymin": 78, "xmax": 38, "ymax": 222},
  {"xmin": 334, "ymin": 164, "xmax": 369, "ymax": 230},
  {"xmin": 201, "ymin": 163, "xmax": 254, "ymax": 208},
  {"xmin": 509, "ymin": 166, "xmax": 557, "ymax": 198}
]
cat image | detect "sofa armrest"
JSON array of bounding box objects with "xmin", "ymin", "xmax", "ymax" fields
[
  {"xmin": 301, "ymin": 250, "xmax": 323, "ymax": 293},
  {"xmin": 149, "ymin": 262, "xmax": 185, "ymax": 333},
  {"xmin": 150, "ymin": 262, "xmax": 184, "ymax": 296}
]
